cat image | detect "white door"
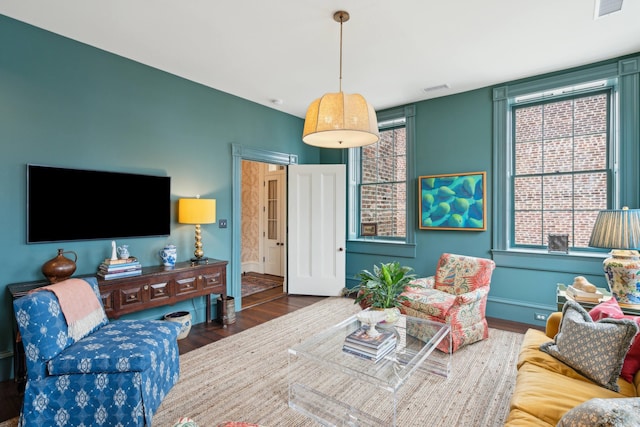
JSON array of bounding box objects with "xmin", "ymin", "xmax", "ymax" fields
[
  {"xmin": 288, "ymin": 164, "xmax": 345, "ymax": 296},
  {"xmin": 263, "ymin": 167, "xmax": 285, "ymax": 276}
]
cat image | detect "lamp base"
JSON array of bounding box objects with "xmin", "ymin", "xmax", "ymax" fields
[
  {"xmin": 603, "ymin": 250, "xmax": 640, "ymax": 305},
  {"xmin": 190, "ymin": 257, "xmax": 210, "ymax": 266}
]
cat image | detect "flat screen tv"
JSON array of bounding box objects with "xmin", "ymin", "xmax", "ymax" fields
[{"xmin": 27, "ymin": 164, "xmax": 171, "ymax": 243}]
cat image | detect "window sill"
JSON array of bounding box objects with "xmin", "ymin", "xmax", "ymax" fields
[
  {"xmin": 347, "ymin": 240, "xmax": 416, "ymax": 258},
  {"xmin": 491, "ymin": 248, "xmax": 607, "ymax": 275}
]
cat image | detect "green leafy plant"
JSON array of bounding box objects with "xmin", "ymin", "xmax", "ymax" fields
[{"xmin": 352, "ymin": 261, "xmax": 417, "ymax": 309}]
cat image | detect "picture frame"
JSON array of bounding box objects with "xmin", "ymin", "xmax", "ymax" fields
[
  {"xmin": 360, "ymin": 222, "xmax": 378, "ymax": 237},
  {"xmin": 548, "ymin": 234, "xmax": 569, "ymax": 253},
  {"xmin": 419, "ymin": 171, "xmax": 486, "ymax": 231}
]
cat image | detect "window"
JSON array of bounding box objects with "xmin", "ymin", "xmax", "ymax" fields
[
  {"xmin": 493, "ymin": 55, "xmax": 640, "ymax": 265},
  {"xmin": 360, "ymin": 124, "xmax": 407, "ymax": 239},
  {"xmin": 512, "ymin": 90, "xmax": 610, "ymax": 249},
  {"xmin": 347, "ymin": 105, "xmax": 416, "ymax": 257}
]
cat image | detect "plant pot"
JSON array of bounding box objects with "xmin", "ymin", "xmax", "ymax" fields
[
  {"xmin": 164, "ymin": 311, "xmax": 192, "ymax": 340},
  {"xmin": 378, "ymin": 307, "xmax": 401, "ymax": 328}
]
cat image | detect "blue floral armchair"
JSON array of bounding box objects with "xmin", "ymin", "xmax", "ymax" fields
[{"xmin": 13, "ymin": 277, "xmax": 181, "ymax": 426}]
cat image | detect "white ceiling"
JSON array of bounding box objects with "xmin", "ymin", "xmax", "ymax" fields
[{"xmin": 2, "ymin": 1, "xmax": 639, "ymax": 119}]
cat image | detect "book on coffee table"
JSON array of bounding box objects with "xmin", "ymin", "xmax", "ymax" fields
[
  {"xmin": 344, "ymin": 326, "xmax": 395, "ymax": 349},
  {"xmin": 342, "ymin": 339, "xmax": 396, "ymax": 362},
  {"xmin": 343, "ymin": 325, "xmax": 397, "ymax": 362}
]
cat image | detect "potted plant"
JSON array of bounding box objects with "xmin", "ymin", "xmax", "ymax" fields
[{"xmin": 352, "ymin": 261, "xmax": 418, "ymax": 323}]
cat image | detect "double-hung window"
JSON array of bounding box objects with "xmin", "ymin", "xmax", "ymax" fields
[
  {"xmin": 493, "ymin": 55, "xmax": 640, "ymax": 262},
  {"xmin": 512, "ymin": 89, "xmax": 610, "ymax": 249},
  {"xmin": 347, "ymin": 105, "xmax": 416, "ymax": 257}
]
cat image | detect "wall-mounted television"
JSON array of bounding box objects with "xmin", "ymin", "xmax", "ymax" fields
[{"xmin": 27, "ymin": 164, "xmax": 171, "ymax": 243}]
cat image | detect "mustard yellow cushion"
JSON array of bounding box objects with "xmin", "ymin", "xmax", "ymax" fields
[{"xmin": 509, "ymin": 363, "xmax": 629, "ymax": 425}]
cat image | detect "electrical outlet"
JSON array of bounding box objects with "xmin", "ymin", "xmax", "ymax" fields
[
  {"xmin": 219, "ymin": 219, "xmax": 227, "ymax": 228},
  {"xmin": 534, "ymin": 313, "xmax": 547, "ymax": 321}
]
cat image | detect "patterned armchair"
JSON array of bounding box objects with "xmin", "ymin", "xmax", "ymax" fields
[
  {"xmin": 13, "ymin": 277, "xmax": 181, "ymax": 426},
  {"xmin": 400, "ymin": 253, "xmax": 496, "ymax": 353}
]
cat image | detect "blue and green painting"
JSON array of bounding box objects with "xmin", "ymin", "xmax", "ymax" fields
[{"xmin": 419, "ymin": 172, "xmax": 485, "ymax": 230}]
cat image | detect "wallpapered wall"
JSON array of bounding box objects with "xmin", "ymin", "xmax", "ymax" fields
[{"xmin": 241, "ymin": 160, "xmax": 261, "ymax": 267}]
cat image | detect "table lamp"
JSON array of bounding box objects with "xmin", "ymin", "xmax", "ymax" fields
[
  {"xmin": 178, "ymin": 196, "xmax": 216, "ymax": 264},
  {"xmin": 588, "ymin": 207, "xmax": 640, "ymax": 305}
]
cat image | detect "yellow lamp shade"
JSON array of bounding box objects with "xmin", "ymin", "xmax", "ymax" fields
[
  {"xmin": 178, "ymin": 198, "xmax": 216, "ymax": 224},
  {"xmin": 302, "ymin": 92, "xmax": 379, "ymax": 148}
]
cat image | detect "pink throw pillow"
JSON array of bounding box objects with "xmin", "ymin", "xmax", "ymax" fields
[
  {"xmin": 621, "ymin": 315, "xmax": 640, "ymax": 383},
  {"xmin": 589, "ymin": 298, "xmax": 640, "ymax": 383},
  {"xmin": 588, "ymin": 297, "xmax": 624, "ymax": 321}
]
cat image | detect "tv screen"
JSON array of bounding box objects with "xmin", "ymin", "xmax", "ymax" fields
[{"xmin": 27, "ymin": 164, "xmax": 171, "ymax": 243}]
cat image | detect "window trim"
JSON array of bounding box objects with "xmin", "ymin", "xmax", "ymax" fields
[
  {"xmin": 492, "ymin": 55, "xmax": 640, "ymax": 270},
  {"xmin": 347, "ymin": 105, "xmax": 417, "ymax": 257}
]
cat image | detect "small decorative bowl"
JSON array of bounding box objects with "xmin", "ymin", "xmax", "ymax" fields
[{"xmin": 356, "ymin": 310, "xmax": 387, "ymax": 337}]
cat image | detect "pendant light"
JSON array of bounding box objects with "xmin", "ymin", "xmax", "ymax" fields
[{"xmin": 302, "ymin": 10, "xmax": 380, "ymax": 148}]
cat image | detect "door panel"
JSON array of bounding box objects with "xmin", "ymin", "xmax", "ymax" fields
[
  {"xmin": 288, "ymin": 164, "xmax": 345, "ymax": 296},
  {"xmin": 264, "ymin": 172, "xmax": 285, "ymax": 276}
]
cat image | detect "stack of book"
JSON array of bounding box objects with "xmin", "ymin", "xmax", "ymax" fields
[
  {"xmin": 342, "ymin": 326, "xmax": 397, "ymax": 363},
  {"xmin": 566, "ymin": 284, "xmax": 604, "ymax": 303},
  {"xmin": 97, "ymin": 258, "xmax": 142, "ymax": 280}
]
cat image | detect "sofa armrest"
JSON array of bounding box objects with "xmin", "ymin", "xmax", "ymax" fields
[
  {"xmin": 454, "ymin": 287, "xmax": 490, "ymax": 305},
  {"xmin": 546, "ymin": 312, "xmax": 562, "ymax": 338},
  {"xmin": 407, "ymin": 276, "xmax": 435, "ymax": 289}
]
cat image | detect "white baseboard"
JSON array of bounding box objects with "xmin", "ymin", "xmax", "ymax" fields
[{"xmin": 241, "ymin": 262, "xmax": 263, "ymax": 274}]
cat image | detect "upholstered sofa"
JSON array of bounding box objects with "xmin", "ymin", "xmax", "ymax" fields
[
  {"xmin": 13, "ymin": 277, "xmax": 182, "ymax": 426},
  {"xmin": 400, "ymin": 253, "xmax": 495, "ymax": 353},
  {"xmin": 505, "ymin": 299, "xmax": 640, "ymax": 426}
]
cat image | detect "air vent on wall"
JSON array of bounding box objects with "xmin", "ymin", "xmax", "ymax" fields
[{"xmin": 594, "ymin": 0, "xmax": 623, "ymax": 19}]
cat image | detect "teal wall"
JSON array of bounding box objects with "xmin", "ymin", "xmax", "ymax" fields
[
  {"xmin": 2, "ymin": 14, "xmax": 638, "ymax": 382},
  {"xmin": 0, "ymin": 15, "xmax": 317, "ymax": 381},
  {"xmin": 345, "ymin": 54, "xmax": 640, "ymax": 332}
]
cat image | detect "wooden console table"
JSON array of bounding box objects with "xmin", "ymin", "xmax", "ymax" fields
[{"xmin": 8, "ymin": 259, "xmax": 228, "ymax": 390}]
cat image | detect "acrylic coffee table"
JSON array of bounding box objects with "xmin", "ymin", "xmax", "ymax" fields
[{"xmin": 288, "ymin": 311, "xmax": 451, "ymax": 426}]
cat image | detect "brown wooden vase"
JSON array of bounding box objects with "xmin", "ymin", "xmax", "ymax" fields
[{"xmin": 42, "ymin": 248, "xmax": 77, "ymax": 283}]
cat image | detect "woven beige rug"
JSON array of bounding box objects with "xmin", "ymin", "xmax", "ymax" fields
[{"xmin": 1, "ymin": 297, "xmax": 523, "ymax": 427}]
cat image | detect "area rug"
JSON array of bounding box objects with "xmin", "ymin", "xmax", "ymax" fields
[
  {"xmin": 0, "ymin": 298, "xmax": 523, "ymax": 427},
  {"xmin": 241, "ymin": 273, "xmax": 283, "ymax": 297}
]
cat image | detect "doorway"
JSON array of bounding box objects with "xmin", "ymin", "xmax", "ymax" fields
[
  {"xmin": 240, "ymin": 160, "xmax": 286, "ymax": 307},
  {"xmin": 230, "ymin": 145, "xmax": 345, "ymax": 310},
  {"xmin": 230, "ymin": 144, "xmax": 298, "ymax": 311}
]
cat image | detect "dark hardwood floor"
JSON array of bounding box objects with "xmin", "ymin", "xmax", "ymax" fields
[{"xmin": 0, "ymin": 290, "xmax": 539, "ymax": 423}]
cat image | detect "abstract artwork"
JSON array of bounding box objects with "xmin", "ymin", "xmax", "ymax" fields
[{"xmin": 419, "ymin": 171, "xmax": 486, "ymax": 231}]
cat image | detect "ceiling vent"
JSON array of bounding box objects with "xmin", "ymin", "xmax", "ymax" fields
[
  {"xmin": 423, "ymin": 84, "xmax": 450, "ymax": 93},
  {"xmin": 595, "ymin": 0, "xmax": 623, "ymax": 18}
]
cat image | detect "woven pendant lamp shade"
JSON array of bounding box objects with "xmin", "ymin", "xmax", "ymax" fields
[
  {"xmin": 302, "ymin": 10, "xmax": 379, "ymax": 149},
  {"xmin": 303, "ymin": 92, "xmax": 379, "ymax": 148}
]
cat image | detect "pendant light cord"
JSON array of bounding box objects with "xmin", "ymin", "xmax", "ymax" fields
[{"xmin": 339, "ymin": 16, "xmax": 343, "ymax": 93}]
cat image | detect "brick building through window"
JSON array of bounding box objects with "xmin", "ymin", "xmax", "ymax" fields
[
  {"xmin": 360, "ymin": 126, "xmax": 407, "ymax": 238},
  {"xmin": 513, "ymin": 91, "xmax": 609, "ymax": 249}
]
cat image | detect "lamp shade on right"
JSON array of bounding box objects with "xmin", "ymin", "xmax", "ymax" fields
[
  {"xmin": 589, "ymin": 207, "xmax": 640, "ymax": 305},
  {"xmin": 589, "ymin": 208, "xmax": 640, "ymax": 249}
]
